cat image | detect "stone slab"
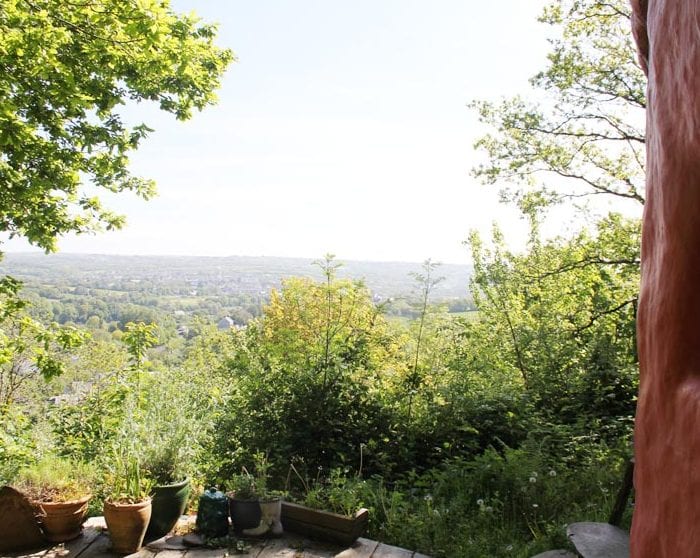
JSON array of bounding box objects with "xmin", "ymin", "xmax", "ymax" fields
[
  {"xmin": 530, "ymin": 551, "xmax": 578, "ymax": 558},
  {"xmin": 370, "ymin": 543, "xmax": 413, "ymax": 558},
  {"xmin": 145, "ymin": 535, "xmax": 188, "ymax": 550},
  {"xmin": 567, "ymin": 522, "xmax": 629, "ymax": 558}
]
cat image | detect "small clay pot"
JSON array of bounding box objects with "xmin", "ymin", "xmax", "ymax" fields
[
  {"xmin": 104, "ymin": 498, "xmax": 152, "ymax": 554},
  {"xmin": 33, "ymin": 494, "xmax": 91, "ymax": 542}
]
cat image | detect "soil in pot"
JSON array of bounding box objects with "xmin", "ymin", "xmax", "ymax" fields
[
  {"xmin": 146, "ymin": 478, "xmax": 190, "ymax": 539},
  {"xmin": 104, "ymin": 498, "xmax": 152, "ymax": 554},
  {"xmin": 33, "ymin": 494, "xmax": 91, "ymax": 542}
]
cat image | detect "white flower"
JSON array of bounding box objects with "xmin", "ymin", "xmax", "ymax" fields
[
  {"xmin": 505, "ymin": 545, "xmax": 514, "ymax": 552},
  {"xmin": 485, "ymin": 506, "xmax": 493, "ymax": 513},
  {"xmin": 529, "ymin": 476, "xmax": 537, "ymax": 483},
  {"xmin": 476, "ymin": 498, "xmax": 484, "ymax": 506},
  {"xmin": 424, "ymin": 494, "xmax": 433, "ymax": 502},
  {"xmin": 532, "ymin": 504, "xmax": 539, "ymax": 509},
  {"xmin": 548, "ymin": 469, "xmax": 557, "ymax": 477}
]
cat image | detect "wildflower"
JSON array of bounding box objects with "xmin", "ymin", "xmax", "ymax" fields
[
  {"xmin": 505, "ymin": 545, "xmax": 514, "ymax": 552},
  {"xmin": 529, "ymin": 476, "xmax": 537, "ymax": 483},
  {"xmin": 549, "ymin": 469, "xmax": 557, "ymax": 477},
  {"xmin": 424, "ymin": 494, "xmax": 433, "ymax": 502},
  {"xmin": 532, "ymin": 504, "xmax": 538, "ymax": 509},
  {"xmin": 476, "ymin": 499, "xmax": 484, "ymax": 506},
  {"xmin": 485, "ymin": 506, "xmax": 493, "ymax": 513},
  {"xmin": 531, "ymin": 471, "xmax": 538, "ymax": 477}
]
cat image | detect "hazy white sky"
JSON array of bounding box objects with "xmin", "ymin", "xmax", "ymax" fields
[{"xmin": 8, "ymin": 0, "xmax": 556, "ymax": 264}]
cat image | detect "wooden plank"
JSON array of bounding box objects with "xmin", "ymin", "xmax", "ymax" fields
[
  {"xmin": 43, "ymin": 526, "xmax": 102, "ymax": 558},
  {"xmin": 74, "ymin": 533, "xmax": 116, "ymax": 558},
  {"xmin": 185, "ymin": 541, "xmax": 267, "ymax": 558},
  {"xmin": 334, "ymin": 538, "xmax": 379, "ymax": 558},
  {"xmin": 254, "ymin": 537, "xmax": 343, "ymax": 558},
  {"xmin": 254, "ymin": 538, "xmax": 307, "ymax": 557},
  {"xmin": 370, "ymin": 543, "xmax": 413, "ymax": 558}
]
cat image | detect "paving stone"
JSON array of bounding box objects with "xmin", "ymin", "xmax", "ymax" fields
[
  {"xmin": 146, "ymin": 535, "xmax": 189, "ymax": 550},
  {"xmin": 567, "ymin": 522, "xmax": 629, "ymax": 558},
  {"xmin": 370, "ymin": 543, "xmax": 413, "ymax": 558},
  {"xmin": 182, "ymin": 533, "xmax": 205, "ymax": 547},
  {"xmin": 530, "ymin": 551, "xmax": 578, "ymax": 558}
]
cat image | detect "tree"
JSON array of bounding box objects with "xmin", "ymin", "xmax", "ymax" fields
[
  {"xmin": 405, "ymin": 259, "xmax": 443, "ymax": 423},
  {"xmin": 0, "ymin": 0, "xmax": 233, "ymax": 251},
  {"xmin": 467, "ymin": 213, "xmax": 639, "ymax": 431},
  {"xmin": 0, "ymin": 277, "xmax": 86, "ymax": 406},
  {"xmin": 471, "ymin": 0, "xmax": 645, "ymax": 212}
]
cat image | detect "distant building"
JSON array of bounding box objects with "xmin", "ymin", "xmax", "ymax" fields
[{"xmin": 217, "ymin": 316, "xmax": 235, "ymax": 330}]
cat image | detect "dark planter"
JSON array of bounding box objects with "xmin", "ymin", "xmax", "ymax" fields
[
  {"xmin": 146, "ymin": 478, "xmax": 191, "ymax": 539},
  {"xmin": 281, "ymin": 501, "xmax": 368, "ymax": 546},
  {"xmin": 229, "ymin": 497, "xmax": 261, "ymax": 534}
]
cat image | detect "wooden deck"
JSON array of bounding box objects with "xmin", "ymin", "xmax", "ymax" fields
[{"xmin": 7, "ymin": 517, "xmax": 430, "ymax": 558}]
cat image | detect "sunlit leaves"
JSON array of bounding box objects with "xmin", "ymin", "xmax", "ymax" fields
[
  {"xmin": 471, "ymin": 0, "xmax": 646, "ymax": 210},
  {"xmin": 0, "ymin": 0, "xmax": 234, "ymax": 251}
]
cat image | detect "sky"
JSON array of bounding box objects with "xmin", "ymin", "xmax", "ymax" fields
[{"xmin": 6, "ymin": 0, "xmax": 555, "ymax": 264}]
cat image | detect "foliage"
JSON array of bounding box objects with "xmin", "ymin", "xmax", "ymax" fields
[
  {"xmin": 0, "ymin": 0, "xmax": 233, "ymax": 252},
  {"xmin": 13, "ymin": 455, "xmax": 94, "ymax": 502},
  {"xmin": 104, "ymin": 452, "xmax": 153, "ymax": 504},
  {"xmin": 0, "ymin": 276, "xmax": 87, "ymax": 406},
  {"xmin": 467, "ymin": 214, "xmax": 639, "ymax": 431},
  {"xmin": 471, "ymin": 0, "xmax": 645, "ymax": 212},
  {"xmin": 0, "ymin": 403, "xmax": 37, "ymax": 483}
]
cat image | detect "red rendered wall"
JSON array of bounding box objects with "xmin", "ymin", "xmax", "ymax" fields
[{"xmin": 631, "ymin": 0, "xmax": 700, "ymax": 555}]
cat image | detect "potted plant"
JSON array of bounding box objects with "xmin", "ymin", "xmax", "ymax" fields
[
  {"xmin": 227, "ymin": 453, "xmax": 283, "ymax": 537},
  {"xmin": 103, "ymin": 455, "xmax": 153, "ymax": 554},
  {"xmin": 282, "ymin": 466, "xmax": 368, "ymax": 546},
  {"xmin": 227, "ymin": 469, "xmax": 261, "ymax": 534},
  {"xmin": 13, "ymin": 456, "xmax": 93, "ymax": 543},
  {"xmin": 142, "ymin": 439, "xmax": 191, "ymax": 539}
]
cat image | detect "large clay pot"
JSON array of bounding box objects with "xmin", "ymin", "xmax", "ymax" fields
[
  {"xmin": 33, "ymin": 495, "xmax": 91, "ymax": 542},
  {"xmin": 146, "ymin": 478, "xmax": 190, "ymax": 539},
  {"xmin": 104, "ymin": 498, "xmax": 152, "ymax": 554}
]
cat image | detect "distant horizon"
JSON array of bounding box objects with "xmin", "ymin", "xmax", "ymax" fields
[{"xmin": 1, "ymin": 249, "xmax": 472, "ymax": 268}]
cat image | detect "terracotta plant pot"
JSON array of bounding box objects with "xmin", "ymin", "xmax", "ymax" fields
[
  {"xmin": 104, "ymin": 498, "xmax": 152, "ymax": 554},
  {"xmin": 33, "ymin": 494, "xmax": 91, "ymax": 542},
  {"xmin": 146, "ymin": 478, "xmax": 191, "ymax": 539}
]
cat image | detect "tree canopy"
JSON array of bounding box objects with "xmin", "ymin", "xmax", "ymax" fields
[
  {"xmin": 471, "ymin": 0, "xmax": 645, "ymax": 213},
  {"xmin": 0, "ymin": 0, "xmax": 233, "ymax": 251}
]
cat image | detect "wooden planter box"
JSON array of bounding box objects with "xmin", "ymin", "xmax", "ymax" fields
[{"xmin": 281, "ymin": 501, "xmax": 369, "ymax": 546}]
